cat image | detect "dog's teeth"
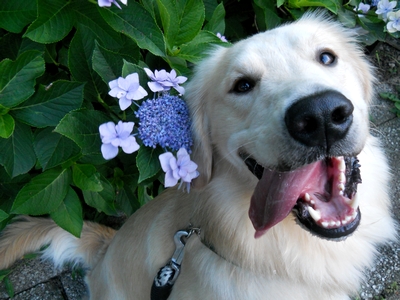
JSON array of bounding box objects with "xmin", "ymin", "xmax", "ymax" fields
[
  {"xmin": 345, "ymin": 215, "xmax": 352, "ymax": 222},
  {"xmin": 307, "ymin": 206, "xmax": 321, "ymax": 222},
  {"xmin": 321, "ymin": 221, "xmax": 329, "ymax": 228},
  {"xmin": 335, "ymin": 221, "xmax": 341, "ymax": 227},
  {"xmin": 338, "ymin": 173, "xmax": 346, "ymax": 183},
  {"xmin": 341, "ymin": 219, "xmax": 348, "ymax": 225},
  {"xmin": 304, "ymin": 193, "xmax": 311, "ymax": 202},
  {"xmin": 338, "ymin": 157, "xmax": 346, "ymax": 172},
  {"xmin": 338, "ymin": 183, "xmax": 345, "ymax": 191},
  {"xmin": 349, "ymin": 194, "xmax": 359, "ymax": 210},
  {"xmin": 329, "ymin": 220, "xmax": 336, "ymax": 227}
]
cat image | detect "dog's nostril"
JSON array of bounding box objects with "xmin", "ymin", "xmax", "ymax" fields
[
  {"xmin": 331, "ymin": 106, "xmax": 351, "ymax": 124},
  {"xmin": 285, "ymin": 91, "xmax": 354, "ymax": 150}
]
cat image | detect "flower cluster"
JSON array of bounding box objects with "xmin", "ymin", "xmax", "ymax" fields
[
  {"xmin": 99, "ymin": 68, "xmax": 198, "ymax": 190},
  {"xmin": 356, "ymin": 0, "xmax": 400, "ymax": 33},
  {"xmin": 135, "ymin": 95, "xmax": 193, "ymax": 151}
]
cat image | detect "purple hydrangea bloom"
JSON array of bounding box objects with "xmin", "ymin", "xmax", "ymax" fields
[
  {"xmin": 99, "ymin": 121, "xmax": 139, "ymax": 160},
  {"xmin": 355, "ymin": 2, "xmax": 371, "ymax": 13},
  {"xmin": 108, "ymin": 73, "xmax": 148, "ymax": 111},
  {"xmin": 387, "ymin": 11, "xmax": 400, "ymax": 32},
  {"xmin": 98, "ymin": 0, "xmax": 127, "ymax": 9},
  {"xmin": 376, "ymin": 0, "xmax": 397, "ymax": 21},
  {"xmin": 159, "ymin": 148, "xmax": 199, "ymax": 191},
  {"xmin": 144, "ymin": 68, "xmax": 187, "ymax": 95},
  {"xmin": 135, "ymin": 95, "xmax": 193, "ymax": 152}
]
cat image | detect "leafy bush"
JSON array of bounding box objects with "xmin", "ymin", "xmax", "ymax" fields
[{"xmin": 0, "ymin": 0, "xmax": 398, "ymax": 236}]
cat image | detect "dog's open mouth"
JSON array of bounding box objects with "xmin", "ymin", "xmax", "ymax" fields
[{"xmin": 241, "ymin": 154, "xmax": 362, "ymax": 240}]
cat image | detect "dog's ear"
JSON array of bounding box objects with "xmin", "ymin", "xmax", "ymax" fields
[{"xmin": 185, "ymin": 46, "xmax": 229, "ymax": 188}]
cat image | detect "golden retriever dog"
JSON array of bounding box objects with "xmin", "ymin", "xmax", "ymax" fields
[{"xmin": 0, "ymin": 13, "xmax": 397, "ymax": 300}]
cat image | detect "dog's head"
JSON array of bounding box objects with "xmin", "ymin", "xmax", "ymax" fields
[{"xmin": 185, "ymin": 13, "xmax": 374, "ymax": 241}]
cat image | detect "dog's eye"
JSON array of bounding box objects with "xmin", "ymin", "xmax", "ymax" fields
[
  {"xmin": 233, "ymin": 79, "xmax": 254, "ymax": 93},
  {"xmin": 319, "ymin": 51, "xmax": 336, "ymax": 66}
]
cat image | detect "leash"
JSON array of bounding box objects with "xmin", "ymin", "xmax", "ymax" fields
[{"xmin": 150, "ymin": 227, "xmax": 201, "ymax": 300}]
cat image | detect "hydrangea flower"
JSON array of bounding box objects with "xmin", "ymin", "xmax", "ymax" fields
[
  {"xmin": 144, "ymin": 68, "xmax": 187, "ymax": 95},
  {"xmin": 98, "ymin": 0, "xmax": 127, "ymax": 9},
  {"xmin": 108, "ymin": 73, "xmax": 148, "ymax": 111},
  {"xmin": 99, "ymin": 121, "xmax": 140, "ymax": 160},
  {"xmin": 159, "ymin": 148, "xmax": 199, "ymax": 191},
  {"xmin": 355, "ymin": 2, "xmax": 371, "ymax": 13},
  {"xmin": 217, "ymin": 33, "xmax": 228, "ymax": 42},
  {"xmin": 144, "ymin": 68, "xmax": 173, "ymax": 93},
  {"xmin": 376, "ymin": 0, "xmax": 397, "ymax": 21},
  {"xmin": 135, "ymin": 94, "xmax": 193, "ymax": 152},
  {"xmin": 387, "ymin": 11, "xmax": 400, "ymax": 32}
]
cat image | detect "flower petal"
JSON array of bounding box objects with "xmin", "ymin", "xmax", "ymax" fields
[
  {"xmin": 99, "ymin": 122, "xmax": 116, "ymax": 140},
  {"xmin": 173, "ymin": 85, "xmax": 185, "ymax": 95},
  {"xmin": 165, "ymin": 170, "xmax": 178, "ymax": 187},
  {"xmin": 148, "ymin": 81, "xmax": 165, "ymax": 92},
  {"xmin": 119, "ymin": 97, "xmax": 132, "ymax": 110},
  {"xmin": 159, "ymin": 152, "xmax": 175, "ymax": 172},
  {"xmin": 101, "ymin": 143, "xmax": 119, "ymax": 160},
  {"xmin": 144, "ymin": 68, "xmax": 155, "ymax": 79},
  {"xmin": 120, "ymin": 136, "xmax": 140, "ymax": 154},
  {"xmin": 128, "ymin": 86, "xmax": 148, "ymax": 100}
]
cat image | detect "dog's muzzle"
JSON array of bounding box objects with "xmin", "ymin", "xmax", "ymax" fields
[{"xmin": 243, "ymin": 91, "xmax": 362, "ymax": 241}]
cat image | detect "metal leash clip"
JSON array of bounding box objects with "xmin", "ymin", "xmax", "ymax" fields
[{"xmin": 150, "ymin": 227, "xmax": 200, "ymax": 300}]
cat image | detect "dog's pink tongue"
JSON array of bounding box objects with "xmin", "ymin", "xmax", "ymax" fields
[{"xmin": 249, "ymin": 162, "xmax": 322, "ymax": 238}]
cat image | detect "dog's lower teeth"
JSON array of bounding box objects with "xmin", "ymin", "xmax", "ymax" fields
[{"xmin": 307, "ymin": 206, "xmax": 321, "ymax": 222}]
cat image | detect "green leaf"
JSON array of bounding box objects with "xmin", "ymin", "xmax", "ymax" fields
[
  {"xmin": 178, "ymin": 30, "xmax": 228, "ymax": 63},
  {"xmin": 288, "ymin": 0, "xmax": 340, "ymax": 13},
  {"xmin": 34, "ymin": 127, "xmax": 81, "ymax": 171},
  {"xmin": 12, "ymin": 81, "xmax": 84, "ymax": 128},
  {"xmin": 253, "ymin": 0, "xmax": 281, "ymax": 30},
  {"xmin": 83, "ymin": 175, "xmax": 117, "ymax": 215},
  {"xmin": 99, "ymin": 2, "xmax": 166, "ymax": 57},
  {"xmin": 338, "ymin": 8, "xmax": 356, "ymax": 28},
  {"xmin": 0, "ymin": 1, "xmax": 37, "ymax": 33},
  {"xmin": 11, "ymin": 168, "xmax": 71, "ymax": 215},
  {"xmin": 54, "ymin": 109, "xmax": 110, "ymax": 159},
  {"xmin": 203, "ymin": 2, "xmax": 225, "ymax": 34},
  {"xmin": 137, "ymin": 146, "xmax": 163, "ymax": 183},
  {"xmin": 24, "ymin": 0, "xmax": 74, "ymax": 44},
  {"xmin": 115, "ymin": 174, "xmax": 140, "ymax": 216},
  {"xmin": 71, "ymin": 1, "xmax": 124, "ymax": 50},
  {"xmin": 0, "ymin": 209, "xmax": 9, "ymax": 223},
  {"xmin": 92, "ymin": 42, "xmax": 125, "ymax": 84},
  {"xmin": 0, "ymin": 121, "xmax": 36, "ymax": 178},
  {"xmin": 3, "ymin": 276, "xmax": 14, "ymax": 298},
  {"xmin": 0, "ymin": 50, "xmax": 45, "ymax": 108},
  {"xmin": 72, "ymin": 164, "xmax": 103, "ymax": 192},
  {"xmin": 69, "ymin": 24, "xmax": 107, "ymax": 102},
  {"xmin": 50, "ymin": 187, "xmax": 83, "ymax": 238},
  {"xmin": 0, "ymin": 114, "xmax": 15, "ymax": 138},
  {"xmin": 157, "ymin": 0, "xmax": 205, "ymax": 50}
]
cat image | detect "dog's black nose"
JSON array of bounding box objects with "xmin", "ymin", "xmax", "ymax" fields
[{"xmin": 285, "ymin": 91, "xmax": 354, "ymax": 150}]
